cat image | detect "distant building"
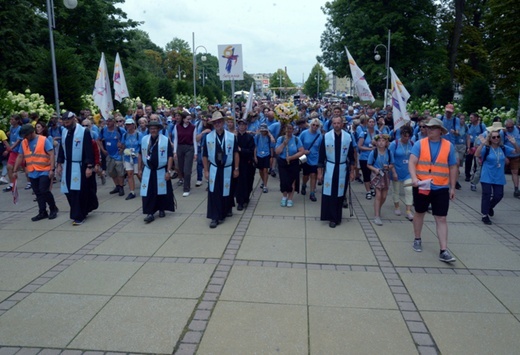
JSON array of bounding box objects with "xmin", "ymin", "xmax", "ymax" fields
[{"xmin": 327, "ymin": 73, "xmax": 356, "ymax": 97}]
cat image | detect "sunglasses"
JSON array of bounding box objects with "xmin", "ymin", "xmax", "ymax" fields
[
  {"xmin": 116, "ymin": 120, "xmax": 124, "ymax": 123},
  {"xmin": 311, "ymin": 124, "xmax": 319, "ymax": 127},
  {"xmin": 491, "ymin": 136, "xmax": 500, "ymax": 139},
  {"xmin": 419, "ymin": 126, "xmax": 425, "ymax": 128}
]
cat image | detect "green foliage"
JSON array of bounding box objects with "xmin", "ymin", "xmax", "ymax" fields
[
  {"xmin": 408, "ymin": 97, "xmax": 461, "ymax": 116},
  {"xmin": 157, "ymin": 79, "xmax": 174, "ymax": 102},
  {"xmin": 174, "ymin": 94, "xmax": 208, "ymax": 110},
  {"xmin": 477, "ymin": 106, "xmax": 516, "ymax": 126},
  {"xmin": 436, "ymin": 80, "xmax": 455, "ymax": 107},
  {"xmin": 130, "ymin": 72, "xmax": 157, "ymax": 105},
  {"xmin": 461, "ymin": 77, "xmax": 493, "ymax": 114},
  {"xmin": 270, "ymin": 69, "xmax": 297, "ymax": 98},
  {"xmin": 303, "ymin": 64, "xmax": 328, "ymax": 99},
  {"xmin": 0, "ymin": 89, "xmax": 56, "ymax": 130},
  {"xmin": 412, "ymin": 79, "xmax": 434, "ymax": 99}
]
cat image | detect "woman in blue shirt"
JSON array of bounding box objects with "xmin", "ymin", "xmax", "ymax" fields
[
  {"xmin": 299, "ymin": 118, "xmax": 322, "ymax": 202},
  {"xmin": 389, "ymin": 125, "xmax": 414, "ymax": 220},
  {"xmin": 475, "ymin": 130, "xmax": 519, "ymax": 225},
  {"xmin": 275, "ymin": 124, "xmax": 304, "ymax": 207}
]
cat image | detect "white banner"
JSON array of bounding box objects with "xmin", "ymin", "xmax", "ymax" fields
[
  {"xmin": 242, "ymin": 82, "xmax": 255, "ymax": 120},
  {"xmin": 93, "ymin": 52, "xmax": 114, "ymax": 119},
  {"xmin": 113, "ymin": 52, "xmax": 129, "ymax": 103},
  {"xmin": 345, "ymin": 46, "xmax": 375, "ymax": 102},
  {"xmin": 218, "ymin": 44, "xmax": 243, "ymax": 81},
  {"xmin": 390, "ymin": 67, "xmax": 410, "ymax": 130}
]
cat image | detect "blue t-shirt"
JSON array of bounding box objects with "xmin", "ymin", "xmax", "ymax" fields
[
  {"xmin": 122, "ymin": 131, "xmax": 142, "ymax": 164},
  {"xmin": 358, "ymin": 130, "xmax": 376, "ymax": 161},
  {"xmin": 100, "ymin": 127, "xmax": 125, "ymax": 160},
  {"xmin": 9, "ymin": 126, "xmax": 20, "ymax": 146},
  {"xmin": 441, "ymin": 116, "xmax": 460, "ymax": 145},
  {"xmin": 368, "ymin": 149, "xmax": 392, "ymax": 169},
  {"xmin": 480, "ymin": 145, "xmax": 515, "ymax": 185},
  {"xmin": 254, "ymin": 133, "xmax": 272, "ymax": 158},
  {"xmin": 467, "ymin": 123, "xmax": 486, "ymax": 144},
  {"xmin": 275, "ymin": 136, "xmax": 302, "ymax": 159},
  {"xmin": 389, "ymin": 140, "xmax": 413, "ymax": 181},
  {"xmin": 248, "ymin": 120, "xmax": 260, "ymax": 133},
  {"xmin": 268, "ymin": 121, "xmax": 281, "ymax": 139},
  {"xmin": 299, "ymin": 130, "xmax": 322, "ymax": 166},
  {"xmin": 410, "ymin": 139, "xmax": 457, "ymax": 189},
  {"xmin": 503, "ymin": 127, "xmax": 520, "ymax": 158}
]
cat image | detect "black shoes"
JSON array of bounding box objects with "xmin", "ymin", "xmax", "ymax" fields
[
  {"xmin": 482, "ymin": 216, "xmax": 492, "ymax": 225},
  {"xmin": 125, "ymin": 192, "xmax": 136, "ymax": 200},
  {"xmin": 226, "ymin": 211, "xmax": 233, "ymax": 217},
  {"xmin": 237, "ymin": 204, "xmax": 244, "ymax": 211},
  {"xmin": 329, "ymin": 221, "xmax": 337, "ymax": 228},
  {"xmin": 488, "ymin": 208, "xmax": 494, "ymax": 217},
  {"xmin": 301, "ymin": 185, "xmax": 306, "ymax": 195},
  {"xmin": 109, "ymin": 186, "xmax": 119, "ymax": 194},
  {"xmin": 456, "ymin": 182, "xmax": 461, "ymax": 190},
  {"xmin": 118, "ymin": 185, "xmax": 125, "ymax": 196},
  {"xmin": 144, "ymin": 214, "xmax": 155, "ymax": 223},
  {"xmin": 48, "ymin": 208, "xmax": 59, "ymax": 220},
  {"xmin": 159, "ymin": 210, "xmax": 165, "ymax": 218},
  {"xmin": 31, "ymin": 212, "xmax": 49, "ymax": 222},
  {"xmin": 210, "ymin": 220, "xmax": 218, "ymax": 228}
]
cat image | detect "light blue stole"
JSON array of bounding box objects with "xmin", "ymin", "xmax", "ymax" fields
[
  {"xmin": 323, "ymin": 130, "xmax": 351, "ymax": 197},
  {"xmin": 140, "ymin": 134, "xmax": 169, "ymax": 197},
  {"xmin": 206, "ymin": 130, "xmax": 234, "ymax": 196},
  {"xmin": 60, "ymin": 125, "xmax": 85, "ymax": 193}
]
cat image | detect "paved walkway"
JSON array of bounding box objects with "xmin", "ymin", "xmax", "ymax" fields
[{"xmin": 0, "ymin": 172, "xmax": 519, "ymax": 355}]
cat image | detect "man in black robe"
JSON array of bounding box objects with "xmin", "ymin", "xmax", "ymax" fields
[
  {"xmin": 56, "ymin": 111, "xmax": 98, "ymax": 225},
  {"xmin": 318, "ymin": 116, "xmax": 356, "ymax": 228},
  {"xmin": 203, "ymin": 111, "xmax": 239, "ymax": 228},
  {"xmin": 235, "ymin": 119, "xmax": 255, "ymax": 210},
  {"xmin": 137, "ymin": 121, "xmax": 175, "ymax": 223}
]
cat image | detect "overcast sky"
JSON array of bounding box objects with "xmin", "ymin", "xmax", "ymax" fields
[{"xmin": 117, "ymin": 0, "xmax": 329, "ymax": 83}]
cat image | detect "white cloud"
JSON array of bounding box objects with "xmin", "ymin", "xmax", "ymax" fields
[{"xmin": 117, "ymin": 0, "xmax": 329, "ymax": 83}]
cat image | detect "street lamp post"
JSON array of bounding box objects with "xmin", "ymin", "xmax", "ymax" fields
[
  {"xmin": 374, "ymin": 29, "xmax": 391, "ymax": 107},
  {"xmin": 47, "ymin": 0, "xmax": 77, "ymax": 115},
  {"xmin": 192, "ymin": 32, "xmax": 207, "ymax": 105},
  {"xmin": 315, "ymin": 72, "xmax": 321, "ymax": 99},
  {"xmin": 199, "ymin": 67, "xmax": 207, "ymax": 86},
  {"xmin": 176, "ymin": 65, "xmax": 186, "ymax": 80}
]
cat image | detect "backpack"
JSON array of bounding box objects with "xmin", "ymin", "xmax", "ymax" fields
[
  {"xmin": 481, "ymin": 145, "xmax": 506, "ymax": 163},
  {"xmin": 100, "ymin": 127, "xmax": 125, "ymax": 148}
]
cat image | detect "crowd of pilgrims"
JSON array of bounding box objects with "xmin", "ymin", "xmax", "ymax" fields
[{"xmin": 2, "ymin": 100, "xmax": 519, "ymax": 228}]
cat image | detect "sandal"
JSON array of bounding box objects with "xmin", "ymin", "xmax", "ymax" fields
[{"xmin": 365, "ymin": 192, "xmax": 372, "ymax": 200}]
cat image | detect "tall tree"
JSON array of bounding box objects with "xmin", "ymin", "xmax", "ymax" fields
[
  {"xmin": 303, "ymin": 64, "xmax": 328, "ymax": 99},
  {"xmin": 269, "ymin": 69, "xmax": 296, "ymax": 99}
]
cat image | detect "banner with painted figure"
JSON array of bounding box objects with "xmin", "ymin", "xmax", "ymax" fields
[
  {"xmin": 390, "ymin": 67, "xmax": 411, "ymax": 130},
  {"xmin": 218, "ymin": 44, "xmax": 243, "ymax": 81},
  {"xmin": 92, "ymin": 52, "xmax": 114, "ymax": 119},
  {"xmin": 113, "ymin": 52, "xmax": 129, "ymax": 103},
  {"xmin": 344, "ymin": 46, "xmax": 375, "ymax": 103}
]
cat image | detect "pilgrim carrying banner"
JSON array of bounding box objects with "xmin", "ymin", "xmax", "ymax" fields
[{"xmin": 218, "ymin": 44, "xmax": 243, "ymax": 81}]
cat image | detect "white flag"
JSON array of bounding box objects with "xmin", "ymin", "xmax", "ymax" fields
[
  {"xmin": 92, "ymin": 52, "xmax": 114, "ymax": 119},
  {"xmin": 345, "ymin": 46, "xmax": 375, "ymax": 103},
  {"xmin": 242, "ymin": 82, "xmax": 255, "ymax": 120},
  {"xmin": 113, "ymin": 52, "xmax": 129, "ymax": 102},
  {"xmin": 390, "ymin": 67, "xmax": 410, "ymax": 130}
]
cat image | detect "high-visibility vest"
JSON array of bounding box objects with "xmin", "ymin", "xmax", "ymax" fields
[
  {"xmin": 22, "ymin": 135, "xmax": 51, "ymax": 172},
  {"xmin": 416, "ymin": 138, "xmax": 450, "ymax": 186}
]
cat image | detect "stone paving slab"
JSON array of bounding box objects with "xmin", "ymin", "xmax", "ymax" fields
[
  {"xmin": 246, "ymin": 218, "xmax": 306, "ymax": 238},
  {"xmin": 117, "ymin": 262, "xmax": 215, "ymax": 298},
  {"xmin": 476, "ymin": 275, "xmax": 520, "ymax": 313},
  {"xmin": 0, "ymin": 229, "xmax": 47, "ymax": 252},
  {"xmin": 449, "ymin": 243, "xmax": 520, "ymax": 270},
  {"xmin": 37, "ymin": 260, "xmax": 143, "ymax": 296},
  {"xmin": 401, "ymin": 273, "xmax": 508, "ymax": 313},
  {"xmin": 307, "ymin": 239, "xmax": 378, "ymax": 265},
  {"xmin": 154, "ymin": 233, "xmax": 231, "ymax": 258},
  {"xmin": 15, "ymin": 230, "xmax": 102, "ymax": 254},
  {"xmin": 236, "ymin": 235, "xmax": 306, "ymax": 262},
  {"xmin": 0, "ymin": 293, "xmax": 109, "ymax": 348},
  {"xmin": 69, "ymin": 296, "xmax": 196, "ymax": 354},
  {"xmin": 197, "ymin": 301, "xmax": 308, "ymax": 354},
  {"xmin": 88, "ymin": 231, "xmax": 171, "ymax": 257},
  {"xmin": 220, "ymin": 265, "xmax": 307, "ymax": 305},
  {"xmin": 422, "ymin": 311, "xmax": 520, "ymax": 355},
  {"xmin": 309, "ymin": 306, "xmax": 417, "ymax": 354},
  {"xmin": 0, "ymin": 259, "xmax": 59, "ymax": 291}
]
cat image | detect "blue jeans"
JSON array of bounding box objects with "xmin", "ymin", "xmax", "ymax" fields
[{"xmin": 480, "ymin": 182, "xmax": 504, "ymax": 216}]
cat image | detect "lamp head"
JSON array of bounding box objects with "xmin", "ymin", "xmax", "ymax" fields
[
  {"xmin": 63, "ymin": 0, "xmax": 78, "ymax": 9},
  {"xmin": 374, "ymin": 53, "xmax": 381, "ymax": 61},
  {"xmin": 201, "ymin": 55, "xmax": 207, "ymax": 62}
]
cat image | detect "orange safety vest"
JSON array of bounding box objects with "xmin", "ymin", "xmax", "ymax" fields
[
  {"xmin": 416, "ymin": 138, "xmax": 450, "ymax": 186},
  {"xmin": 22, "ymin": 135, "xmax": 52, "ymax": 172}
]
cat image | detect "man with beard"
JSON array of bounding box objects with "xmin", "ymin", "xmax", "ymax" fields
[
  {"xmin": 235, "ymin": 119, "xmax": 255, "ymax": 210},
  {"xmin": 318, "ymin": 116, "xmax": 356, "ymax": 228},
  {"xmin": 203, "ymin": 111, "xmax": 239, "ymax": 228},
  {"xmin": 56, "ymin": 112, "xmax": 98, "ymax": 225},
  {"xmin": 137, "ymin": 121, "xmax": 175, "ymax": 223}
]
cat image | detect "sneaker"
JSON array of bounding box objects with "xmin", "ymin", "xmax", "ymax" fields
[
  {"xmin": 301, "ymin": 184, "xmax": 306, "ymax": 195},
  {"xmin": 373, "ymin": 217, "xmax": 383, "ymax": 226},
  {"xmin": 394, "ymin": 209, "xmax": 401, "ymax": 216},
  {"xmin": 182, "ymin": 191, "xmax": 190, "ymax": 197},
  {"xmin": 470, "ymin": 183, "xmax": 477, "ymax": 191},
  {"xmin": 31, "ymin": 212, "xmax": 49, "ymax": 222},
  {"xmin": 317, "ymin": 181, "xmax": 322, "ymax": 186},
  {"xmin": 482, "ymin": 216, "xmax": 492, "ymax": 225},
  {"xmin": 25, "ymin": 182, "xmax": 32, "ymax": 190},
  {"xmin": 72, "ymin": 219, "xmax": 85, "ymax": 226},
  {"xmin": 406, "ymin": 211, "xmax": 414, "ymax": 221},
  {"xmin": 0, "ymin": 176, "xmax": 8, "ymax": 184},
  {"xmin": 237, "ymin": 203, "xmax": 244, "ymax": 211},
  {"xmin": 263, "ymin": 187, "xmax": 268, "ymax": 193},
  {"xmin": 196, "ymin": 180, "xmax": 202, "ymax": 187},
  {"xmin": 365, "ymin": 192, "xmax": 372, "ymax": 200},
  {"xmin": 118, "ymin": 185, "xmax": 125, "ymax": 196},
  {"xmin": 439, "ymin": 250, "xmax": 456, "ymax": 263},
  {"xmin": 310, "ymin": 192, "xmax": 317, "ymax": 202},
  {"xmin": 342, "ymin": 198, "xmax": 348, "ymax": 208},
  {"xmin": 125, "ymin": 192, "xmax": 136, "ymax": 200},
  {"xmin": 260, "ymin": 182, "xmax": 264, "ymax": 189},
  {"xmin": 286, "ymin": 200, "xmax": 294, "ymax": 207},
  {"xmin": 270, "ymin": 170, "xmax": 276, "ymax": 177},
  {"xmin": 280, "ymin": 198, "xmax": 287, "ymax": 207},
  {"xmin": 514, "ymin": 190, "xmax": 520, "ymax": 198},
  {"xmin": 3, "ymin": 185, "xmax": 12, "ymax": 192},
  {"xmin": 177, "ymin": 179, "xmax": 183, "ymax": 186},
  {"xmin": 171, "ymin": 172, "xmax": 179, "ymax": 179},
  {"xmin": 413, "ymin": 239, "xmax": 422, "ymax": 252}
]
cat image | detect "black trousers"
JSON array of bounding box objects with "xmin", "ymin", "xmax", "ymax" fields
[{"xmin": 30, "ymin": 175, "xmax": 57, "ymax": 213}]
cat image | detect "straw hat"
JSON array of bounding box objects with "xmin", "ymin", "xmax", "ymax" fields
[
  {"xmin": 486, "ymin": 121, "xmax": 505, "ymax": 132},
  {"xmin": 425, "ymin": 117, "xmax": 448, "ymax": 134}
]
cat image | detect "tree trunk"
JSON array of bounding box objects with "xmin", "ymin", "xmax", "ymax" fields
[{"xmin": 449, "ymin": 0, "xmax": 465, "ymax": 82}]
